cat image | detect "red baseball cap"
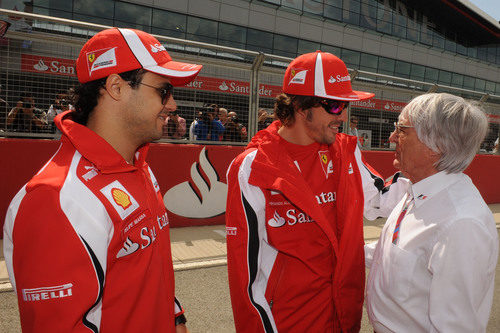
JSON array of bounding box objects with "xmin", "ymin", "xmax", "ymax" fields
[
  {"xmin": 76, "ymin": 28, "xmax": 202, "ymax": 86},
  {"xmin": 283, "ymin": 51, "xmax": 374, "ymax": 101}
]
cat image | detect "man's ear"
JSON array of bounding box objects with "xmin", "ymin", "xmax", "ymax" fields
[{"xmin": 103, "ymin": 74, "xmax": 126, "ymax": 101}]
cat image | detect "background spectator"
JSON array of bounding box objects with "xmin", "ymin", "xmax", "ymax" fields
[
  {"xmin": 257, "ymin": 108, "xmax": 273, "ymax": 131},
  {"xmin": 164, "ymin": 110, "xmax": 186, "ymax": 139},
  {"xmin": 6, "ymin": 94, "xmax": 46, "ymax": 133},
  {"xmin": 222, "ymin": 111, "xmax": 247, "ymax": 142},
  {"xmin": 0, "ymin": 84, "xmax": 9, "ymax": 130},
  {"xmin": 194, "ymin": 109, "xmax": 225, "ymax": 141}
]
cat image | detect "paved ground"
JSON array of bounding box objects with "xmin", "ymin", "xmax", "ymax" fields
[{"xmin": 1, "ymin": 204, "xmax": 499, "ymax": 331}]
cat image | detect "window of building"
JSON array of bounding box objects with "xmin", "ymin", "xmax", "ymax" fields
[
  {"xmin": 485, "ymin": 80, "xmax": 496, "ymax": 94},
  {"xmin": 475, "ymin": 78, "xmax": 486, "ymax": 92},
  {"xmin": 438, "ymin": 70, "xmax": 452, "ymax": 85},
  {"xmin": 186, "ymin": 16, "xmax": 218, "ymax": 44},
  {"xmin": 378, "ymin": 57, "xmax": 395, "ymax": 76},
  {"xmin": 218, "ymin": 22, "xmax": 246, "ymax": 49},
  {"xmin": 410, "ymin": 63, "xmax": 425, "ymax": 81},
  {"xmin": 424, "ymin": 67, "xmax": 438, "ymax": 82},
  {"xmin": 359, "ymin": 0, "xmax": 378, "ymax": 30},
  {"xmin": 360, "ymin": 53, "xmax": 378, "ymax": 71},
  {"xmin": 273, "ymin": 34, "xmax": 298, "ymax": 58},
  {"xmin": 341, "ymin": 49, "xmax": 360, "ymax": 68},
  {"xmin": 463, "ymin": 76, "xmax": 475, "ymax": 90},
  {"xmin": 376, "ymin": 1, "xmax": 392, "ymax": 35},
  {"xmin": 451, "ymin": 73, "xmax": 464, "ymax": 87},
  {"xmin": 152, "ymin": 9, "xmax": 186, "ymax": 39},
  {"xmin": 72, "ymin": 0, "xmax": 114, "ymax": 26},
  {"xmin": 321, "ymin": 44, "xmax": 342, "ymax": 57},
  {"xmin": 298, "ymin": 39, "xmax": 320, "ymax": 55},
  {"xmin": 324, "ymin": 0, "xmax": 343, "ymax": 21},
  {"xmin": 247, "ymin": 28, "xmax": 273, "ymax": 53},
  {"xmin": 114, "ymin": 2, "xmax": 151, "ymax": 30},
  {"xmin": 343, "ymin": 0, "xmax": 361, "ymax": 25},
  {"xmin": 395, "ymin": 60, "xmax": 411, "ymax": 78}
]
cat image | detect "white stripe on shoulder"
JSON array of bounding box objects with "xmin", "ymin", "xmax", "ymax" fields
[
  {"xmin": 3, "ymin": 185, "xmax": 28, "ymax": 292},
  {"xmin": 237, "ymin": 150, "xmax": 279, "ymax": 332},
  {"xmin": 60, "ymin": 151, "xmax": 114, "ymax": 329}
]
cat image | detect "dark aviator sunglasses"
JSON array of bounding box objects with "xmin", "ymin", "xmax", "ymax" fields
[{"xmin": 138, "ymin": 82, "xmax": 174, "ymax": 105}]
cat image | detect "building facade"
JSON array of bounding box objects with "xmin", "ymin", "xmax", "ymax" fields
[{"xmin": 1, "ymin": 0, "xmax": 499, "ymax": 150}]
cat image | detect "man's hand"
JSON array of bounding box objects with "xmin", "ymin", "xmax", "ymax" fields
[{"xmin": 176, "ymin": 323, "xmax": 189, "ymax": 333}]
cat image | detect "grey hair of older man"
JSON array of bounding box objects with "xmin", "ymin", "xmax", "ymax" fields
[{"xmin": 399, "ymin": 93, "xmax": 488, "ymax": 173}]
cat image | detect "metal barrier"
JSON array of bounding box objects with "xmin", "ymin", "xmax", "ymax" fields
[{"xmin": 1, "ymin": 8, "xmax": 499, "ymax": 153}]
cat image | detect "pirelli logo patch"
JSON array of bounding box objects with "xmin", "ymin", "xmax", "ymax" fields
[
  {"xmin": 22, "ymin": 283, "xmax": 73, "ymax": 302},
  {"xmin": 101, "ymin": 180, "xmax": 139, "ymax": 220}
]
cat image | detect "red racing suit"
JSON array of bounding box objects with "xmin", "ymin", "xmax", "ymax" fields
[
  {"xmin": 226, "ymin": 121, "xmax": 407, "ymax": 332},
  {"xmin": 3, "ymin": 112, "xmax": 183, "ymax": 332}
]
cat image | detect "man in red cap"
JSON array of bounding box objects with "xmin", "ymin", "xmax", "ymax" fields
[
  {"xmin": 225, "ymin": 51, "xmax": 407, "ymax": 332},
  {"xmin": 3, "ymin": 28, "xmax": 202, "ymax": 332}
]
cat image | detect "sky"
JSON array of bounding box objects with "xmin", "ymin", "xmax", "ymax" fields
[{"xmin": 468, "ymin": 0, "xmax": 500, "ymax": 21}]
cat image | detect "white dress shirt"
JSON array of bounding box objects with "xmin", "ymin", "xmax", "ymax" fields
[{"xmin": 365, "ymin": 171, "xmax": 498, "ymax": 332}]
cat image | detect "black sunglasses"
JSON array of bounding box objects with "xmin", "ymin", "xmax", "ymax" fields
[
  {"xmin": 318, "ymin": 99, "xmax": 349, "ymax": 115},
  {"xmin": 138, "ymin": 82, "xmax": 174, "ymax": 105}
]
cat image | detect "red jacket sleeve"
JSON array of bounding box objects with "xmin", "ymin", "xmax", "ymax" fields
[
  {"xmin": 225, "ymin": 153, "xmax": 277, "ymax": 333},
  {"xmin": 4, "ymin": 186, "xmax": 105, "ymax": 332}
]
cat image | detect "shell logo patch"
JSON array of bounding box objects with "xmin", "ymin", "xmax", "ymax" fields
[
  {"xmin": 100, "ymin": 180, "xmax": 139, "ymax": 220},
  {"xmin": 112, "ymin": 188, "xmax": 132, "ymax": 209}
]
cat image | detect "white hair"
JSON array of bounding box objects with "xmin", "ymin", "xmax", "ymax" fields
[{"xmin": 399, "ymin": 93, "xmax": 488, "ymax": 173}]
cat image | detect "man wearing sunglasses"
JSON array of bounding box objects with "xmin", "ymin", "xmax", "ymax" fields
[
  {"xmin": 226, "ymin": 51, "xmax": 408, "ymax": 332},
  {"xmin": 4, "ymin": 28, "xmax": 201, "ymax": 332}
]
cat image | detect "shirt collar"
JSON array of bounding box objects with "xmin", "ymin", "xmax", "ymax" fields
[
  {"xmin": 409, "ymin": 171, "xmax": 463, "ymax": 208},
  {"xmin": 56, "ymin": 111, "xmax": 149, "ymax": 173}
]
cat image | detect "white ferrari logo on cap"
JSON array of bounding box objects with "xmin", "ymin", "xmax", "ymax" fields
[
  {"xmin": 289, "ymin": 69, "xmax": 307, "ymax": 85},
  {"xmin": 88, "ymin": 47, "xmax": 117, "ymax": 75}
]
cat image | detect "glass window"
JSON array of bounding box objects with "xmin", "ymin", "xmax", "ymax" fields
[
  {"xmin": 343, "ymin": 0, "xmax": 360, "ymax": 25},
  {"xmin": 298, "ymin": 40, "xmax": 320, "ymax": 55},
  {"xmin": 304, "ymin": 0, "xmax": 325, "ymax": 16},
  {"xmin": 218, "ymin": 22, "xmax": 246, "ymax": 49},
  {"xmin": 73, "ymin": 0, "xmax": 114, "ymax": 19},
  {"xmin": 392, "ymin": 12, "xmax": 406, "ymax": 39},
  {"xmin": 341, "ymin": 49, "xmax": 360, "ymax": 67},
  {"xmin": 438, "ymin": 70, "xmax": 451, "ymax": 85},
  {"xmin": 378, "ymin": 57, "xmax": 395, "ymax": 75},
  {"xmin": 359, "ymin": 0, "xmax": 378, "ymax": 30},
  {"xmin": 424, "ymin": 67, "xmax": 438, "ymax": 82},
  {"xmin": 115, "ymin": 2, "xmax": 151, "ymax": 29},
  {"xmin": 496, "ymin": 83, "xmax": 500, "ymax": 95},
  {"xmin": 247, "ymin": 28, "xmax": 273, "ymax": 51},
  {"xmin": 475, "ymin": 78, "xmax": 486, "ymax": 91},
  {"xmin": 33, "ymin": 0, "xmax": 72, "ymax": 11},
  {"xmin": 320, "ymin": 44, "xmax": 341, "ymax": 57},
  {"xmin": 395, "ymin": 60, "xmax": 411, "ymax": 78},
  {"xmin": 376, "ymin": 2, "xmax": 392, "ymax": 34},
  {"xmin": 360, "ymin": 53, "xmax": 378, "ymax": 71},
  {"xmin": 324, "ymin": 0, "xmax": 342, "ymax": 21},
  {"xmin": 186, "ymin": 16, "xmax": 217, "ymax": 44},
  {"xmin": 273, "ymin": 34, "xmax": 298, "ymax": 58},
  {"xmin": 451, "ymin": 73, "xmax": 464, "ymax": 87},
  {"xmin": 410, "ymin": 63, "xmax": 425, "ymax": 80},
  {"xmin": 463, "ymin": 76, "xmax": 475, "ymax": 90},
  {"xmin": 152, "ymin": 9, "xmax": 186, "ymax": 39},
  {"xmin": 485, "ymin": 81, "xmax": 496, "ymax": 94}
]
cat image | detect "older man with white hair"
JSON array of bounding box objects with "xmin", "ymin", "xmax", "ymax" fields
[{"xmin": 365, "ymin": 93, "xmax": 498, "ymax": 332}]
